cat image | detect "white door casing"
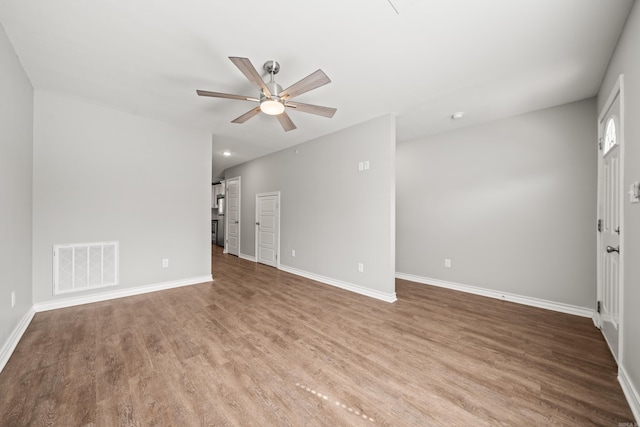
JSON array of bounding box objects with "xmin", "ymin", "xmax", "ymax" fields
[
  {"xmin": 226, "ymin": 177, "xmax": 241, "ymax": 256},
  {"xmin": 255, "ymin": 192, "xmax": 280, "ymax": 267},
  {"xmin": 596, "ymin": 75, "xmax": 624, "ymax": 363}
]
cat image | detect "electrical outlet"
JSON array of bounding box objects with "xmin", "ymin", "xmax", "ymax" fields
[
  {"xmin": 363, "ymin": 160, "xmax": 370, "ymax": 170},
  {"xmin": 358, "ymin": 161, "xmax": 364, "ymax": 172},
  {"xmin": 358, "ymin": 263, "xmax": 364, "ymax": 273},
  {"xmin": 11, "ymin": 291, "xmax": 16, "ymax": 308},
  {"xmin": 292, "ymin": 249, "xmax": 296, "ymax": 257},
  {"xmin": 444, "ymin": 259, "xmax": 451, "ymax": 268},
  {"xmin": 162, "ymin": 259, "xmax": 169, "ymax": 268}
]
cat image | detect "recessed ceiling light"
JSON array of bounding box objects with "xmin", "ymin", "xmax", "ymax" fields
[
  {"xmin": 222, "ymin": 151, "xmax": 231, "ymax": 156},
  {"xmin": 451, "ymin": 112, "xmax": 465, "ymax": 120}
]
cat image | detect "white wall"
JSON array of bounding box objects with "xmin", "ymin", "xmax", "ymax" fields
[
  {"xmin": 225, "ymin": 114, "xmax": 396, "ymax": 300},
  {"xmin": 0, "ymin": 23, "xmax": 33, "ymax": 363},
  {"xmin": 397, "ymin": 99, "xmax": 597, "ymax": 309},
  {"xmin": 32, "ymin": 91, "xmax": 212, "ymax": 304},
  {"xmin": 598, "ymin": 0, "xmax": 640, "ymax": 419}
]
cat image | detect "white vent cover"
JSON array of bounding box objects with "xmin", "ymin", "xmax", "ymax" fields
[{"xmin": 53, "ymin": 241, "xmax": 119, "ymax": 295}]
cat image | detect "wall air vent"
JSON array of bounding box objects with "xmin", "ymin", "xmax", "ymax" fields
[{"xmin": 53, "ymin": 241, "xmax": 119, "ymax": 295}]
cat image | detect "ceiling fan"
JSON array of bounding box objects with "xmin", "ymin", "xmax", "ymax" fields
[{"xmin": 197, "ymin": 57, "xmax": 337, "ymax": 132}]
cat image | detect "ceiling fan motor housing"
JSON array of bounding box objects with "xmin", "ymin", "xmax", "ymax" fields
[
  {"xmin": 264, "ymin": 81, "xmax": 283, "ymax": 99},
  {"xmin": 260, "ymin": 80, "xmax": 285, "ymax": 115}
]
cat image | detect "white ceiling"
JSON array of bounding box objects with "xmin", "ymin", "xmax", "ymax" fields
[{"xmin": 0, "ymin": 0, "xmax": 633, "ymax": 180}]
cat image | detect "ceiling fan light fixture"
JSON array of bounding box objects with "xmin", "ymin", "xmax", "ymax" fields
[{"xmin": 260, "ymin": 98, "xmax": 285, "ymax": 115}]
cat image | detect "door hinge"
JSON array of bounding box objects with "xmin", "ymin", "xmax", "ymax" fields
[
  {"xmin": 597, "ymin": 301, "xmax": 601, "ymax": 314},
  {"xmin": 597, "ymin": 219, "xmax": 602, "ymax": 232},
  {"xmin": 598, "ymin": 138, "xmax": 603, "ymax": 150}
]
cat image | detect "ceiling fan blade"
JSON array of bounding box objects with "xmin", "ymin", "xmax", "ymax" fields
[
  {"xmin": 280, "ymin": 69, "xmax": 331, "ymax": 99},
  {"xmin": 231, "ymin": 106, "xmax": 261, "ymax": 124},
  {"xmin": 276, "ymin": 111, "xmax": 297, "ymax": 132},
  {"xmin": 229, "ymin": 57, "xmax": 272, "ymax": 97},
  {"xmin": 197, "ymin": 90, "xmax": 259, "ymax": 102},
  {"xmin": 285, "ymin": 101, "xmax": 337, "ymax": 118}
]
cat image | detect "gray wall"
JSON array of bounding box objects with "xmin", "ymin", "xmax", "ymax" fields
[
  {"xmin": 397, "ymin": 99, "xmax": 597, "ymax": 308},
  {"xmin": 225, "ymin": 114, "xmax": 396, "ymax": 298},
  {"xmin": 32, "ymin": 91, "xmax": 212, "ymax": 304},
  {"xmin": 0, "ymin": 24, "xmax": 33, "ymax": 352},
  {"xmin": 598, "ymin": 0, "xmax": 640, "ymax": 414}
]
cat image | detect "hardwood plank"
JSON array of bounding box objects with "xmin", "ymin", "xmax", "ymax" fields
[
  {"xmin": 0, "ymin": 245, "xmax": 634, "ymax": 425},
  {"xmin": 95, "ymin": 393, "xmax": 138, "ymax": 427}
]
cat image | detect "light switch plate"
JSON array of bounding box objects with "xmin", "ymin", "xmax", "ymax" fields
[{"xmin": 630, "ymin": 182, "xmax": 640, "ymax": 203}]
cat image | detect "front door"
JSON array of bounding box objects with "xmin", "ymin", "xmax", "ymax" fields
[
  {"xmin": 597, "ymin": 76, "xmax": 623, "ymax": 361},
  {"xmin": 226, "ymin": 177, "xmax": 240, "ymax": 256},
  {"xmin": 256, "ymin": 192, "xmax": 279, "ymax": 267}
]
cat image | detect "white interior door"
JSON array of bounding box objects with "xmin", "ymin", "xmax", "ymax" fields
[
  {"xmin": 597, "ymin": 77, "xmax": 623, "ymax": 362},
  {"xmin": 255, "ymin": 192, "xmax": 279, "ymax": 267},
  {"xmin": 226, "ymin": 177, "xmax": 240, "ymax": 256}
]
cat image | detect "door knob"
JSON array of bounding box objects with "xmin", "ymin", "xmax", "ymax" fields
[
  {"xmin": 256, "ymin": 222, "xmax": 260, "ymax": 226},
  {"xmin": 606, "ymin": 245, "xmax": 620, "ymax": 253}
]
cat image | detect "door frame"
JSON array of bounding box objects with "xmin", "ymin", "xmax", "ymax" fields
[
  {"xmin": 255, "ymin": 191, "xmax": 280, "ymax": 268},
  {"xmin": 596, "ymin": 74, "xmax": 625, "ymax": 363},
  {"xmin": 225, "ymin": 176, "xmax": 241, "ymax": 256}
]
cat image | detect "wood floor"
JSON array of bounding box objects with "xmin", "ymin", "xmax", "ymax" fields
[{"xmin": 0, "ymin": 245, "xmax": 634, "ymax": 426}]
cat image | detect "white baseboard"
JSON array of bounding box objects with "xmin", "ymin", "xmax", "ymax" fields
[
  {"xmin": 395, "ymin": 272, "xmax": 594, "ymax": 318},
  {"xmin": 239, "ymin": 253, "xmax": 256, "ymax": 262},
  {"xmin": 279, "ymin": 264, "xmax": 397, "ymax": 303},
  {"xmin": 33, "ymin": 275, "xmax": 213, "ymax": 312},
  {"xmin": 0, "ymin": 308, "xmax": 36, "ymax": 373},
  {"xmin": 619, "ymin": 364, "xmax": 640, "ymax": 424}
]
